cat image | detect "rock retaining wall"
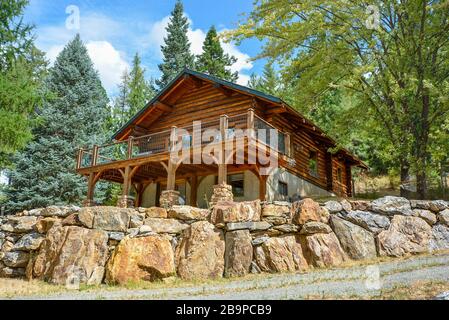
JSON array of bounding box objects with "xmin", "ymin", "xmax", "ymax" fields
[{"xmin": 1, "ymin": 196, "xmax": 448, "ymax": 285}]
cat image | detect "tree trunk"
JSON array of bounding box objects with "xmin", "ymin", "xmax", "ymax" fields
[{"xmin": 400, "ymin": 159, "xmax": 410, "ymax": 198}]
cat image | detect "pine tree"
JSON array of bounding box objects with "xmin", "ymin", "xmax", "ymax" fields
[
  {"xmin": 109, "ymin": 70, "xmax": 130, "ymax": 131},
  {"xmin": 0, "ymin": 0, "xmax": 47, "ymax": 169},
  {"xmin": 6, "ymin": 35, "xmax": 109, "ymax": 212},
  {"xmin": 156, "ymin": 0, "xmax": 194, "ymax": 89},
  {"xmin": 196, "ymin": 26, "xmax": 238, "ymax": 82},
  {"xmin": 247, "ymin": 63, "xmax": 280, "ymax": 96},
  {"xmin": 127, "ymin": 53, "xmax": 155, "ymax": 118}
]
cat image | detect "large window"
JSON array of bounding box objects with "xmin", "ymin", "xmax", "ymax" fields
[
  {"xmin": 227, "ymin": 173, "xmax": 244, "ymax": 197},
  {"xmin": 278, "ymin": 132, "xmax": 286, "ymax": 155},
  {"xmin": 309, "ymin": 150, "xmax": 319, "ymax": 177}
]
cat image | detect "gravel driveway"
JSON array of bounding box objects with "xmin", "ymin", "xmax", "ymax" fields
[{"xmin": 7, "ymin": 253, "xmax": 449, "ymax": 300}]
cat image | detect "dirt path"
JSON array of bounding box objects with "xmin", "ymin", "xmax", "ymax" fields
[{"xmin": 6, "ymin": 253, "xmax": 449, "ymax": 300}]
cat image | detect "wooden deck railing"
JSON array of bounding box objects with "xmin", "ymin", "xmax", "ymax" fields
[{"xmin": 75, "ymin": 110, "xmax": 292, "ymax": 170}]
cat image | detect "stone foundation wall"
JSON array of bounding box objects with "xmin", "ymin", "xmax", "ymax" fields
[{"xmin": 1, "ymin": 196, "xmax": 448, "ymax": 285}]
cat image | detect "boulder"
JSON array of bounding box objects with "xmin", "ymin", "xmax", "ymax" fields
[
  {"xmin": 36, "ymin": 217, "xmax": 62, "ymax": 233},
  {"xmin": 211, "ymin": 201, "xmax": 261, "ymax": 224},
  {"xmin": 175, "ymin": 221, "xmax": 225, "ymax": 280},
  {"xmin": 291, "ymin": 198, "xmax": 323, "ymax": 225},
  {"xmin": 13, "ymin": 233, "xmax": 45, "ymax": 251},
  {"xmin": 106, "ymin": 235, "xmax": 175, "ymax": 284},
  {"xmin": 93, "ymin": 207, "xmax": 132, "ymax": 232},
  {"xmin": 32, "ymin": 226, "xmax": 109, "ymax": 285},
  {"xmin": 350, "ymin": 200, "xmax": 371, "ymax": 211},
  {"xmin": 300, "ymin": 232, "xmax": 347, "ymax": 268},
  {"xmin": 263, "ymin": 216, "xmax": 289, "ymax": 225},
  {"xmin": 262, "ymin": 204, "xmax": 291, "ymax": 217},
  {"xmin": 340, "ymin": 199, "xmax": 352, "ymax": 212},
  {"xmin": 324, "ymin": 201, "xmax": 343, "ymax": 213},
  {"xmin": 338, "ymin": 210, "xmax": 390, "ymax": 234},
  {"xmin": 3, "ymin": 216, "xmax": 37, "ymax": 233},
  {"xmin": 61, "ymin": 213, "xmax": 81, "ymax": 227},
  {"xmin": 411, "ymin": 200, "xmax": 448, "ymax": 212},
  {"xmin": 108, "ymin": 232, "xmax": 125, "ymax": 242},
  {"xmin": 224, "ymin": 230, "xmax": 253, "ymax": 277},
  {"xmin": 371, "ymin": 196, "xmax": 412, "ymax": 216},
  {"xmin": 412, "ymin": 209, "xmax": 437, "ymax": 225},
  {"xmin": 144, "ymin": 207, "xmax": 168, "ymax": 219},
  {"xmin": 41, "ymin": 206, "xmax": 79, "ymax": 218},
  {"xmin": 330, "ymin": 216, "xmax": 377, "ymax": 260},
  {"xmin": 438, "ymin": 209, "xmax": 449, "ymax": 226},
  {"xmin": 429, "ymin": 224, "xmax": 449, "ymax": 251},
  {"xmin": 1, "ymin": 240, "xmax": 14, "ymax": 253},
  {"xmin": 0, "ymin": 264, "xmax": 25, "ymax": 278},
  {"xmin": 168, "ymin": 206, "xmax": 210, "ymax": 221},
  {"xmin": 129, "ymin": 213, "xmax": 145, "ymax": 228},
  {"xmin": 377, "ymin": 215, "xmax": 432, "ymax": 257},
  {"xmin": 2, "ymin": 251, "xmax": 30, "ymax": 268},
  {"xmin": 300, "ymin": 222, "xmax": 332, "ymax": 235},
  {"xmin": 254, "ymin": 235, "xmax": 308, "ymax": 273},
  {"xmin": 144, "ymin": 218, "xmax": 189, "ymax": 234},
  {"xmin": 226, "ymin": 221, "xmax": 271, "ymax": 232},
  {"xmin": 273, "ymin": 224, "xmax": 299, "ymax": 233}
]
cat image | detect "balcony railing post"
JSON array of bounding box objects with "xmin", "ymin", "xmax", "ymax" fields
[
  {"xmin": 169, "ymin": 126, "xmax": 177, "ymax": 153},
  {"xmin": 92, "ymin": 145, "xmax": 99, "ymax": 166},
  {"xmin": 76, "ymin": 148, "xmax": 83, "ymax": 169},
  {"xmin": 127, "ymin": 136, "xmax": 134, "ymax": 159},
  {"xmin": 285, "ymin": 133, "xmax": 291, "ymax": 157}
]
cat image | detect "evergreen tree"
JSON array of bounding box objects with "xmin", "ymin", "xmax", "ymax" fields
[
  {"xmin": 0, "ymin": 0, "xmax": 47, "ymax": 169},
  {"xmin": 196, "ymin": 26, "xmax": 238, "ymax": 82},
  {"xmin": 247, "ymin": 63, "xmax": 281, "ymax": 96},
  {"xmin": 127, "ymin": 53, "xmax": 155, "ymax": 118},
  {"xmin": 156, "ymin": 0, "xmax": 194, "ymax": 89},
  {"xmin": 109, "ymin": 70, "xmax": 130, "ymax": 131},
  {"xmin": 6, "ymin": 35, "xmax": 109, "ymax": 212}
]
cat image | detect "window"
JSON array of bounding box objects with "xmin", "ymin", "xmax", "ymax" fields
[
  {"xmin": 278, "ymin": 132, "xmax": 286, "ymax": 155},
  {"xmin": 278, "ymin": 181, "xmax": 288, "ymax": 198},
  {"xmin": 227, "ymin": 173, "xmax": 244, "ymax": 197},
  {"xmin": 182, "ymin": 134, "xmax": 192, "ymax": 149},
  {"xmin": 309, "ymin": 151, "xmax": 319, "ymax": 177},
  {"xmin": 337, "ymin": 168, "xmax": 343, "ymax": 184}
]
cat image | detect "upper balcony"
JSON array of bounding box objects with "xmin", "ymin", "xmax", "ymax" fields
[{"xmin": 76, "ymin": 110, "xmax": 291, "ymax": 172}]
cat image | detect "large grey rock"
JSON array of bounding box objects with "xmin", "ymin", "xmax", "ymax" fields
[
  {"xmin": 129, "ymin": 213, "xmax": 145, "ymax": 228},
  {"xmin": 144, "ymin": 218, "xmax": 189, "ymax": 234},
  {"xmin": 412, "ymin": 209, "xmax": 437, "ymax": 225},
  {"xmin": 339, "ymin": 210, "xmax": 390, "ymax": 233},
  {"xmin": 2, "ymin": 251, "xmax": 30, "ymax": 267},
  {"xmin": 226, "ymin": 221, "xmax": 271, "ymax": 232},
  {"xmin": 411, "ymin": 200, "xmax": 448, "ymax": 212},
  {"xmin": 300, "ymin": 232, "xmax": 347, "ymax": 268},
  {"xmin": 371, "ymin": 196, "xmax": 412, "ymax": 216},
  {"xmin": 438, "ymin": 209, "xmax": 449, "ymax": 226},
  {"xmin": 429, "ymin": 224, "xmax": 449, "ymax": 251},
  {"xmin": 2, "ymin": 216, "xmax": 37, "ymax": 233},
  {"xmin": 168, "ymin": 206, "xmax": 210, "ymax": 221},
  {"xmin": 224, "ymin": 230, "xmax": 253, "ymax": 277},
  {"xmin": 262, "ymin": 204, "xmax": 291, "ymax": 217},
  {"xmin": 324, "ymin": 201, "xmax": 343, "ymax": 213},
  {"xmin": 211, "ymin": 200, "xmax": 261, "ymax": 224},
  {"xmin": 41, "ymin": 206, "xmax": 79, "ymax": 218},
  {"xmin": 330, "ymin": 216, "xmax": 377, "ymax": 260},
  {"xmin": 299, "ymin": 221, "xmax": 332, "ymax": 235},
  {"xmin": 13, "ymin": 233, "xmax": 45, "ymax": 251},
  {"xmin": 273, "ymin": 224, "xmax": 299, "ymax": 233},
  {"xmin": 377, "ymin": 215, "xmax": 432, "ymax": 257}
]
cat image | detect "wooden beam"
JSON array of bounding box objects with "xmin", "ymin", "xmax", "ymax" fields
[
  {"xmin": 122, "ymin": 166, "xmax": 131, "ymax": 196},
  {"xmin": 189, "ymin": 175, "xmax": 198, "ymax": 207},
  {"xmin": 184, "ymin": 74, "xmax": 203, "ymax": 88},
  {"xmin": 259, "ymin": 174, "xmax": 268, "ymax": 201},
  {"xmin": 265, "ymin": 106, "xmax": 287, "ymax": 115},
  {"xmin": 218, "ymin": 115, "xmax": 229, "ymax": 185},
  {"xmin": 154, "ymin": 101, "xmax": 173, "ymax": 113},
  {"xmin": 214, "ymin": 83, "xmax": 233, "ymax": 97}
]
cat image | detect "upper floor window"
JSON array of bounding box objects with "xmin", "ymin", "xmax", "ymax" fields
[{"xmin": 309, "ymin": 150, "xmax": 319, "ymax": 178}]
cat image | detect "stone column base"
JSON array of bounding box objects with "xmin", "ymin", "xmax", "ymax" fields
[
  {"xmin": 210, "ymin": 184, "xmax": 234, "ymax": 207},
  {"xmin": 82, "ymin": 199, "xmax": 96, "ymax": 207},
  {"xmin": 117, "ymin": 195, "xmax": 135, "ymax": 208},
  {"xmin": 159, "ymin": 190, "xmax": 180, "ymax": 208}
]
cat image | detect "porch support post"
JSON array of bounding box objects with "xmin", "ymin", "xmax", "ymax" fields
[
  {"xmin": 117, "ymin": 165, "xmax": 132, "ymax": 208},
  {"xmin": 259, "ymin": 174, "xmax": 268, "ymax": 201},
  {"xmin": 83, "ymin": 172, "xmax": 96, "ymax": 207},
  {"xmin": 247, "ymin": 108, "xmax": 255, "ymax": 139},
  {"xmin": 189, "ymin": 175, "xmax": 198, "ymax": 207},
  {"xmin": 217, "ymin": 115, "xmax": 229, "ymax": 185},
  {"xmin": 159, "ymin": 126, "xmax": 181, "ymax": 208},
  {"xmin": 285, "ymin": 133, "xmax": 291, "ymax": 157},
  {"xmin": 345, "ymin": 162, "xmax": 353, "ymax": 198}
]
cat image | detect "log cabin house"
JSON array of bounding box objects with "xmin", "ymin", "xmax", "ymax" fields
[{"xmin": 76, "ymin": 69, "xmax": 367, "ymax": 208}]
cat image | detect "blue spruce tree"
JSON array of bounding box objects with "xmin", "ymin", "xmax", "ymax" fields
[{"xmin": 6, "ymin": 35, "xmax": 110, "ymax": 212}]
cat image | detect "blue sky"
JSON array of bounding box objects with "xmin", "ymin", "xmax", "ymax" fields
[{"xmin": 24, "ymin": 0, "xmax": 266, "ymax": 95}]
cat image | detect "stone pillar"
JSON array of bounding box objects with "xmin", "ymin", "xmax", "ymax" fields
[
  {"xmin": 210, "ymin": 183, "xmax": 234, "ymax": 207},
  {"xmin": 117, "ymin": 195, "xmax": 135, "ymax": 208},
  {"xmin": 159, "ymin": 190, "xmax": 180, "ymax": 208}
]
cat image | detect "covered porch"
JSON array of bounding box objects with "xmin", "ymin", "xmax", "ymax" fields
[{"xmin": 76, "ymin": 109, "xmax": 289, "ymax": 208}]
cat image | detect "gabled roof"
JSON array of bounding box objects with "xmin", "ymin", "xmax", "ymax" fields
[{"xmin": 112, "ymin": 68, "xmax": 367, "ymax": 168}]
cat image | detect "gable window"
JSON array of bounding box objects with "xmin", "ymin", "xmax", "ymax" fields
[
  {"xmin": 337, "ymin": 167, "xmax": 343, "ymax": 184},
  {"xmin": 309, "ymin": 151, "xmax": 319, "ymax": 177},
  {"xmin": 227, "ymin": 173, "xmax": 244, "ymax": 198},
  {"xmin": 278, "ymin": 181, "xmax": 288, "ymax": 198},
  {"xmin": 278, "ymin": 132, "xmax": 286, "ymax": 155}
]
